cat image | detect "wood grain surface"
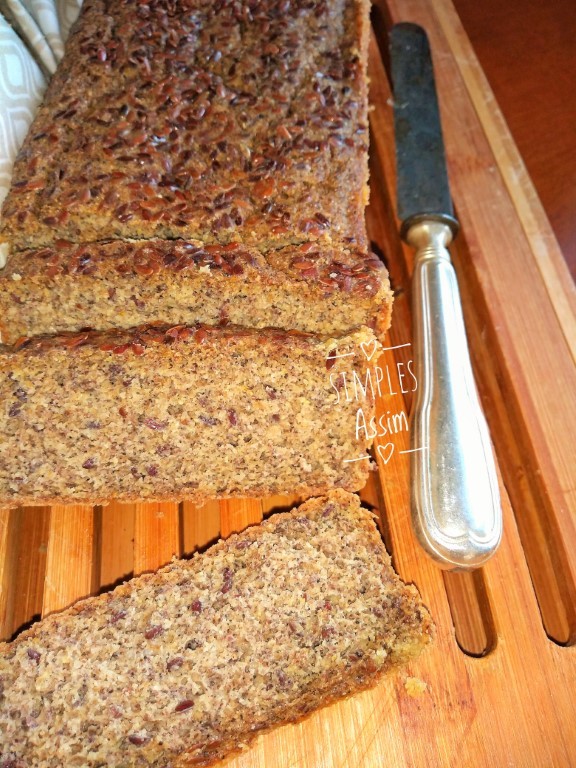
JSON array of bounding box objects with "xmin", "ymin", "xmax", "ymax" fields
[
  {"xmin": 1, "ymin": 1, "xmax": 575, "ymax": 766},
  {"xmin": 452, "ymin": 0, "xmax": 576, "ymax": 281}
]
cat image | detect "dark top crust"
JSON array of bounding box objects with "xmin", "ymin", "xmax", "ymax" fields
[
  {"xmin": 2, "ymin": 238, "xmax": 385, "ymax": 297},
  {"xmin": 0, "ymin": 0, "xmax": 371, "ymax": 252}
]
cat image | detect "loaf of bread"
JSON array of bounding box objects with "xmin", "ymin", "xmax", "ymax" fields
[
  {"xmin": 0, "ymin": 490, "xmax": 433, "ymax": 767},
  {"xmin": 0, "ymin": 324, "xmax": 379, "ymax": 506},
  {"xmin": 0, "ymin": 0, "xmax": 393, "ymax": 342}
]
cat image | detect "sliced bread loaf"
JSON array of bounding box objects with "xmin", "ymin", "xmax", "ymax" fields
[{"xmin": 0, "ymin": 0, "xmax": 394, "ymax": 342}]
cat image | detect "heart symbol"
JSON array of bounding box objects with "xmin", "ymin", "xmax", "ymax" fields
[
  {"xmin": 360, "ymin": 339, "xmax": 378, "ymax": 361},
  {"xmin": 376, "ymin": 442, "xmax": 395, "ymax": 465}
]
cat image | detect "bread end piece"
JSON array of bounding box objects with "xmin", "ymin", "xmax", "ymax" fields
[{"xmin": 0, "ymin": 489, "xmax": 433, "ymax": 767}]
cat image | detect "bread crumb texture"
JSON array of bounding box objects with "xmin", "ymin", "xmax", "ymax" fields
[
  {"xmin": 0, "ymin": 490, "xmax": 433, "ymax": 767},
  {"xmin": 404, "ymin": 676, "xmax": 429, "ymax": 698},
  {"xmin": 0, "ymin": 325, "xmax": 379, "ymax": 505}
]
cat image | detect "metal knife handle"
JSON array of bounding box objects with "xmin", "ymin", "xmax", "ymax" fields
[{"xmin": 407, "ymin": 220, "xmax": 502, "ymax": 570}]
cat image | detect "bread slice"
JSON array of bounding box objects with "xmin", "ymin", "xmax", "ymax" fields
[
  {"xmin": 0, "ymin": 490, "xmax": 433, "ymax": 767},
  {"xmin": 0, "ymin": 324, "xmax": 379, "ymax": 506},
  {"xmin": 0, "ymin": 239, "xmax": 392, "ymax": 345}
]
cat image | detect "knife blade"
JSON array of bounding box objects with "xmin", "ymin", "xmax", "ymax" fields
[{"xmin": 389, "ymin": 22, "xmax": 502, "ymax": 570}]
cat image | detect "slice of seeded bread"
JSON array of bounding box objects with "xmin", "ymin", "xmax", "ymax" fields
[
  {"xmin": 0, "ymin": 490, "xmax": 433, "ymax": 768},
  {"xmin": 0, "ymin": 239, "xmax": 392, "ymax": 345},
  {"xmin": 0, "ymin": 324, "xmax": 380, "ymax": 506}
]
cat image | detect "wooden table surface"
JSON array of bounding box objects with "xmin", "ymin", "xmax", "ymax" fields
[
  {"xmin": 453, "ymin": 0, "xmax": 576, "ymax": 281},
  {"xmin": 1, "ymin": 1, "xmax": 576, "ymax": 766}
]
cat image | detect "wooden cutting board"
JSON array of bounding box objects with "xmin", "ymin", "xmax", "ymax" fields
[{"xmin": 1, "ymin": 0, "xmax": 575, "ymax": 765}]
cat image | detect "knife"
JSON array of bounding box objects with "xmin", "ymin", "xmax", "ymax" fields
[{"xmin": 389, "ymin": 22, "xmax": 502, "ymax": 570}]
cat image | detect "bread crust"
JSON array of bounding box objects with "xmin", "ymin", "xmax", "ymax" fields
[{"xmin": 0, "ymin": 0, "xmax": 370, "ymax": 249}]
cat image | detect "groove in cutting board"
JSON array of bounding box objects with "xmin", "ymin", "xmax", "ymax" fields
[
  {"xmin": 443, "ymin": 570, "xmax": 496, "ymax": 656},
  {"xmin": 219, "ymin": 498, "xmax": 263, "ymax": 538},
  {"xmin": 133, "ymin": 502, "xmax": 180, "ymax": 574},
  {"xmin": 98, "ymin": 502, "xmax": 135, "ymax": 590},
  {"xmin": 0, "ymin": 508, "xmax": 19, "ymax": 641},
  {"xmin": 0, "ymin": 506, "xmax": 49, "ymax": 641},
  {"xmin": 41, "ymin": 505, "xmax": 97, "ymax": 617}
]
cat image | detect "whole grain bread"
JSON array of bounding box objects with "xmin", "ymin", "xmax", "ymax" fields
[
  {"xmin": 0, "ymin": 239, "xmax": 392, "ymax": 344},
  {"xmin": 0, "ymin": 0, "xmax": 371, "ymax": 250},
  {"xmin": 0, "ymin": 490, "xmax": 433, "ymax": 767},
  {"xmin": 0, "ymin": 0, "xmax": 393, "ymax": 342},
  {"xmin": 0, "ymin": 324, "xmax": 379, "ymax": 506}
]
